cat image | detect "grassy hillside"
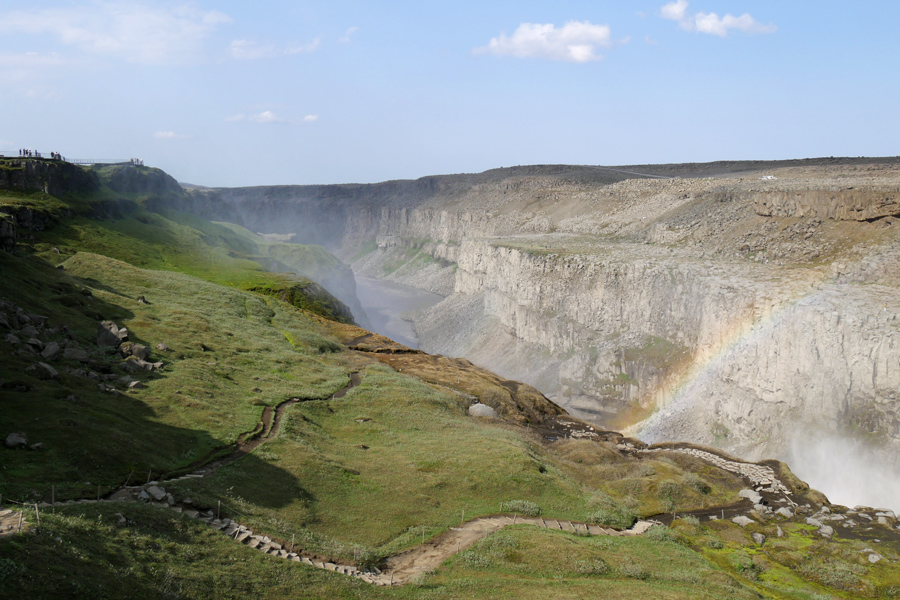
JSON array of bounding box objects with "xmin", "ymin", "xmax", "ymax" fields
[{"xmin": 2, "ymin": 159, "xmax": 900, "ymax": 599}]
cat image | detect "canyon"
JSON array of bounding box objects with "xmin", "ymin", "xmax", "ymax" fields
[{"xmin": 174, "ymin": 158, "xmax": 900, "ymax": 508}]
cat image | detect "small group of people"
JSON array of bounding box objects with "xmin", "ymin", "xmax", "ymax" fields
[
  {"xmin": 129, "ymin": 158, "xmax": 144, "ymax": 166},
  {"xmin": 16, "ymin": 149, "xmax": 65, "ymax": 161}
]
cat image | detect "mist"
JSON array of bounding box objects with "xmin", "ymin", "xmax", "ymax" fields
[
  {"xmin": 787, "ymin": 430, "xmax": 900, "ymax": 513},
  {"xmin": 354, "ymin": 276, "xmax": 445, "ymax": 349}
]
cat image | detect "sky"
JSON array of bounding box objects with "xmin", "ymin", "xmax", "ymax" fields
[{"xmin": 1, "ymin": 0, "xmax": 898, "ymax": 187}]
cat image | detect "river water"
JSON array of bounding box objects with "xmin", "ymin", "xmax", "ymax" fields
[{"xmin": 354, "ymin": 276, "xmax": 444, "ymax": 349}]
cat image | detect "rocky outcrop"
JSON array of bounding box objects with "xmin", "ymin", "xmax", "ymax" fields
[{"xmin": 0, "ymin": 159, "xmax": 99, "ymax": 197}]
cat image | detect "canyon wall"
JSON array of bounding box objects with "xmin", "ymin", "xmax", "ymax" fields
[{"xmin": 174, "ymin": 159, "xmax": 900, "ymax": 465}]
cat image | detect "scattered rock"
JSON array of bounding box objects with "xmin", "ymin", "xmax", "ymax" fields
[
  {"xmin": 0, "ymin": 313, "xmax": 9, "ymax": 329},
  {"xmin": 468, "ymin": 403, "xmax": 498, "ymax": 418},
  {"xmin": 751, "ymin": 532, "xmax": 766, "ymax": 545},
  {"xmin": 869, "ymin": 553, "xmax": 883, "ymax": 564},
  {"xmin": 128, "ymin": 381, "xmax": 144, "ymax": 390},
  {"xmin": 19, "ymin": 325, "xmax": 39, "ymax": 338},
  {"xmin": 738, "ymin": 489, "xmax": 763, "ymax": 505},
  {"xmin": 28, "ymin": 361, "xmax": 59, "ymax": 379},
  {"xmin": 29, "ymin": 442, "xmax": 43, "ymax": 451},
  {"xmin": 63, "ymin": 347, "xmax": 90, "ymax": 362},
  {"xmin": 818, "ymin": 525, "xmax": 834, "ymax": 538},
  {"xmin": 4, "ymin": 432, "xmax": 28, "ymax": 449},
  {"xmin": 806, "ymin": 517, "xmax": 823, "ymax": 528},
  {"xmin": 40, "ymin": 341, "xmax": 60, "ymax": 360},
  {"xmin": 97, "ymin": 321, "xmax": 122, "ymax": 347},
  {"xmin": 145, "ymin": 486, "xmax": 166, "ymax": 501},
  {"xmin": 732, "ymin": 515, "xmax": 755, "ymax": 527},
  {"xmin": 131, "ymin": 344, "xmax": 149, "ymax": 360},
  {"xmin": 137, "ymin": 490, "xmax": 151, "ymax": 502},
  {"xmin": 776, "ymin": 525, "xmax": 784, "ymax": 537},
  {"xmin": 5, "ymin": 333, "xmax": 19, "ymax": 345},
  {"xmin": 136, "ymin": 295, "xmax": 150, "ymax": 305},
  {"xmin": 122, "ymin": 357, "xmax": 162, "ymax": 372},
  {"xmin": 155, "ymin": 343, "xmax": 169, "ymax": 352},
  {"xmin": 26, "ymin": 337, "xmax": 44, "ymax": 351}
]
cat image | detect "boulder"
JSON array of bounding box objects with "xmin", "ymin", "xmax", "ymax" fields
[
  {"xmin": 97, "ymin": 321, "xmax": 122, "ymax": 347},
  {"xmin": 128, "ymin": 381, "xmax": 144, "ymax": 390},
  {"xmin": 131, "ymin": 344, "xmax": 149, "ymax": 360},
  {"xmin": 818, "ymin": 525, "xmax": 834, "ymax": 538},
  {"xmin": 26, "ymin": 337, "xmax": 44, "ymax": 351},
  {"xmin": 869, "ymin": 553, "xmax": 883, "ymax": 564},
  {"xmin": 468, "ymin": 403, "xmax": 498, "ymax": 418},
  {"xmin": 806, "ymin": 517, "xmax": 823, "ymax": 528},
  {"xmin": 137, "ymin": 490, "xmax": 151, "ymax": 502},
  {"xmin": 738, "ymin": 489, "xmax": 763, "ymax": 504},
  {"xmin": 40, "ymin": 341, "xmax": 60, "ymax": 360},
  {"xmin": 19, "ymin": 325, "xmax": 39, "ymax": 338},
  {"xmin": 155, "ymin": 343, "xmax": 169, "ymax": 352},
  {"xmin": 28, "ymin": 362, "xmax": 59, "ymax": 379},
  {"xmin": 751, "ymin": 533, "xmax": 766, "ymax": 546},
  {"xmin": 122, "ymin": 357, "xmax": 160, "ymax": 372},
  {"xmin": 4, "ymin": 333, "xmax": 19, "ymax": 345},
  {"xmin": 29, "ymin": 442, "xmax": 43, "ymax": 451},
  {"xmin": 145, "ymin": 485, "xmax": 166, "ymax": 501},
  {"xmin": 732, "ymin": 515, "xmax": 755, "ymax": 527},
  {"xmin": 63, "ymin": 347, "xmax": 90, "ymax": 362},
  {"xmin": 0, "ymin": 313, "xmax": 9, "ymax": 329},
  {"xmin": 775, "ymin": 507, "xmax": 794, "ymax": 518},
  {"xmin": 5, "ymin": 432, "xmax": 27, "ymax": 449}
]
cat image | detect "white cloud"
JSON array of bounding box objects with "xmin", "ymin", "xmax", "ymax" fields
[
  {"xmin": 338, "ymin": 26, "xmax": 359, "ymax": 43},
  {"xmin": 231, "ymin": 40, "xmax": 277, "ymax": 60},
  {"xmin": 475, "ymin": 21, "xmax": 612, "ymax": 63},
  {"xmin": 232, "ymin": 37, "xmax": 320, "ymax": 60},
  {"xmin": 661, "ymin": 0, "xmax": 689, "ymax": 22},
  {"xmin": 227, "ymin": 111, "xmax": 317, "ymax": 125},
  {"xmin": 660, "ymin": 1, "xmax": 776, "ymax": 36},
  {"xmin": 248, "ymin": 110, "xmax": 283, "ymax": 124},
  {"xmin": 285, "ymin": 38, "xmax": 321, "ymax": 55},
  {"xmin": 0, "ymin": 1, "xmax": 232, "ymax": 65},
  {"xmin": 153, "ymin": 130, "xmax": 188, "ymax": 139}
]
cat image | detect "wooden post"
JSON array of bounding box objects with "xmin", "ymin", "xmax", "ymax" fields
[
  {"xmin": 17, "ymin": 512, "xmax": 23, "ymax": 532},
  {"xmin": 34, "ymin": 503, "xmax": 40, "ymax": 526},
  {"xmin": 291, "ymin": 534, "xmax": 295, "ymax": 552},
  {"xmin": 461, "ymin": 509, "xmax": 464, "ymax": 523},
  {"xmin": 124, "ymin": 470, "xmax": 134, "ymax": 487},
  {"xmin": 422, "ymin": 527, "xmax": 425, "ymax": 544},
  {"xmin": 217, "ymin": 500, "xmax": 221, "ymax": 519},
  {"xmin": 513, "ymin": 514, "xmax": 517, "ymax": 524},
  {"xmin": 146, "ymin": 470, "xmax": 152, "ymax": 484}
]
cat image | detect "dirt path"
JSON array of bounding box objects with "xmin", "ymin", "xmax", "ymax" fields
[{"xmin": 382, "ymin": 515, "xmax": 655, "ymax": 583}]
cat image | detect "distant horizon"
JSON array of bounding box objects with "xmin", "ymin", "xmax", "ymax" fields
[{"xmin": 7, "ymin": 152, "xmax": 900, "ymax": 189}]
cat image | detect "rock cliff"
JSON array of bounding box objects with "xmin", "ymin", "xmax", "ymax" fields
[{"xmin": 170, "ymin": 158, "xmax": 900, "ymax": 474}]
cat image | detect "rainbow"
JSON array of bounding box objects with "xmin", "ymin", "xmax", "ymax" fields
[{"xmin": 627, "ymin": 276, "xmax": 834, "ymax": 441}]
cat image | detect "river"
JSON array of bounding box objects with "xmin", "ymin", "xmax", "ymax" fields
[{"xmin": 354, "ymin": 276, "xmax": 444, "ymax": 349}]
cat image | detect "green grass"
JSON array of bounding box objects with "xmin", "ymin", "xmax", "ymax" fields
[{"xmin": 0, "ymin": 251, "xmax": 349, "ymax": 501}]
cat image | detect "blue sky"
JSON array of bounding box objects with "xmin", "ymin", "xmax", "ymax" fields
[{"xmin": 1, "ymin": 1, "xmax": 897, "ymax": 186}]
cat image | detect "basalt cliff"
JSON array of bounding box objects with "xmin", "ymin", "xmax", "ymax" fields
[{"xmin": 173, "ymin": 158, "xmax": 900, "ymax": 488}]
